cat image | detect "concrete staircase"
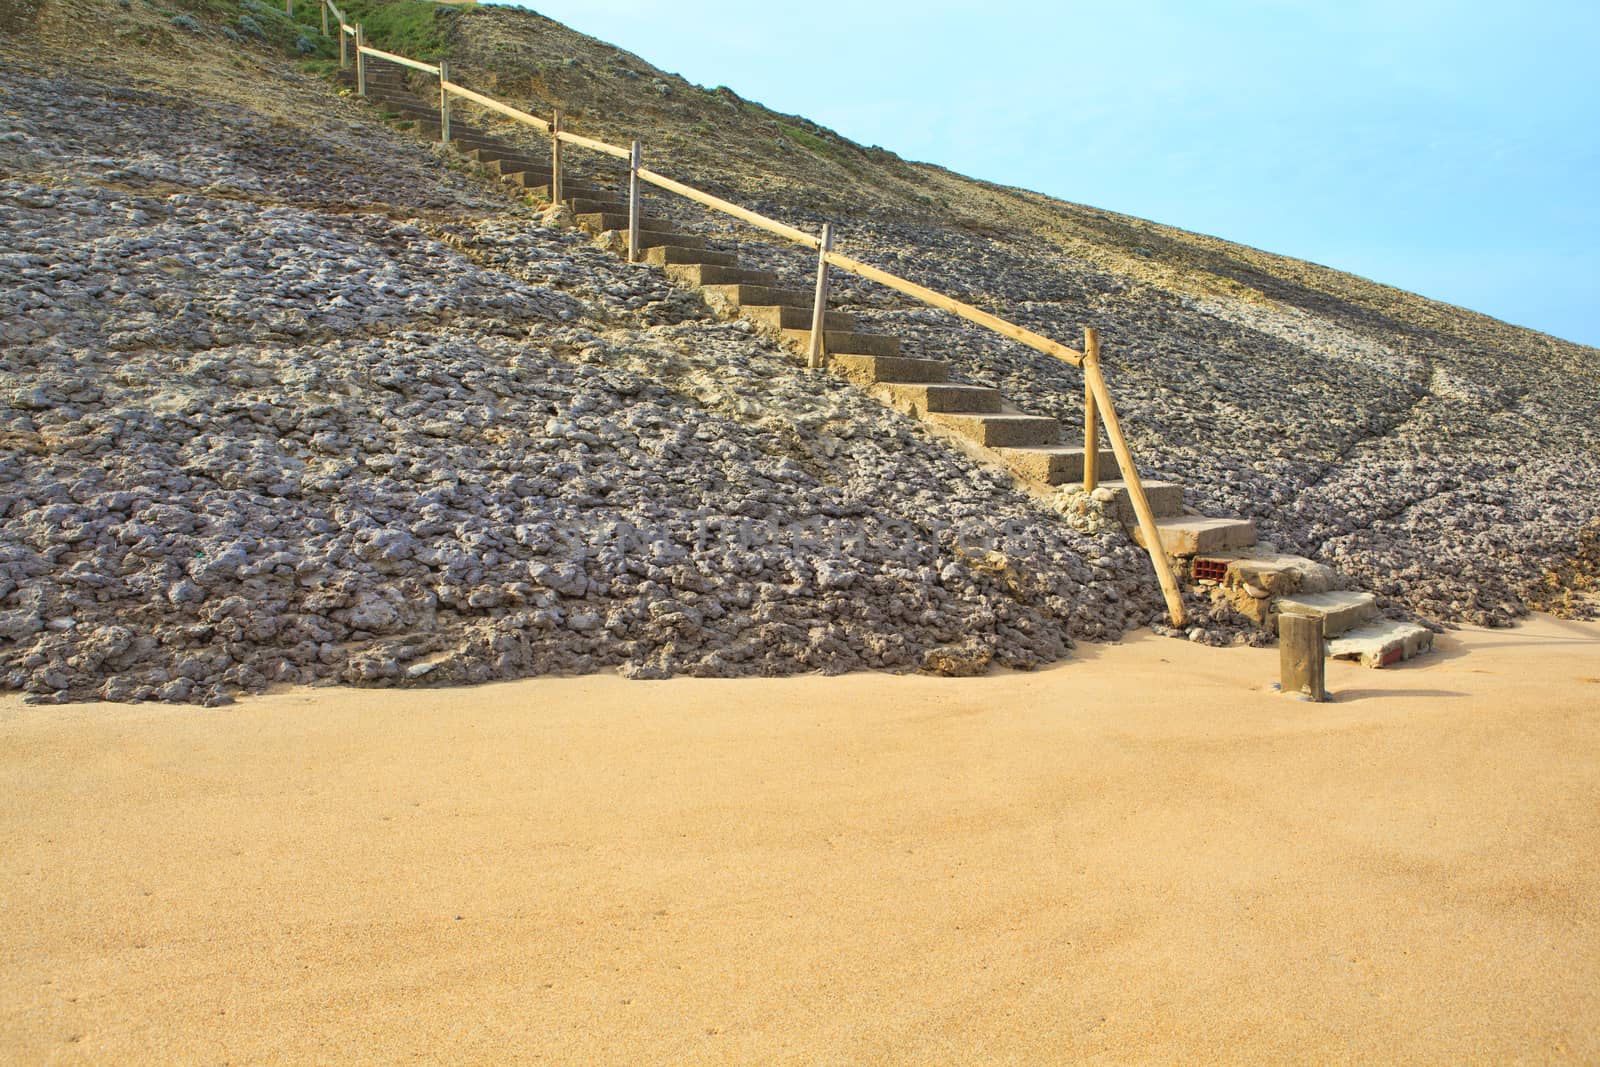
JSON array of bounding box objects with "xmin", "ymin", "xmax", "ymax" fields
[{"xmin": 343, "ymin": 58, "xmax": 1433, "ymax": 669}]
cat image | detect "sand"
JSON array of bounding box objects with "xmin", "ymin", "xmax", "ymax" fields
[{"xmin": 2, "ymin": 616, "xmax": 1598, "ymax": 1065}]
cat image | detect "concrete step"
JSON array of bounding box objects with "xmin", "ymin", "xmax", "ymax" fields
[
  {"xmin": 870, "ymin": 382, "xmax": 1002, "ymax": 416},
  {"xmin": 927, "ymin": 412, "xmax": 1060, "ymax": 449},
  {"xmin": 1094, "ymin": 480, "xmax": 1186, "ymax": 524},
  {"xmin": 411, "ymin": 120, "xmax": 491, "ymax": 141},
  {"xmin": 665, "ymin": 263, "xmax": 778, "ymax": 287},
  {"xmin": 578, "ymin": 212, "xmax": 677, "ymax": 235},
  {"xmin": 781, "ymin": 329, "xmax": 899, "ymax": 357},
  {"xmin": 476, "ymin": 155, "xmax": 553, "ymax": 177},
  {"xmin": 1133, "ymin": 516, "xmax": 1258, "ymax": 556},
  {"xmin": 1327, "ymin": 618, "xmax": 1434, "ymax": 668},
  {"xmin": 632, "ymin": 231, "xmax": 708, "ymax": 251},
  {"xmin": 521, "ymin": 180, "xmax": 609, "ymax": 200},
  {"xmin": 525, "ymin": 182, "xmax": 611, "ymax": 200},
  {"xmin": 1190, "ymin": 545, "xmax": 1335, "ymax": 598},
  {"xmin": 565, "ymin": 197, "xmax": 635, "ymax": 216},
  {"xmin": 738, "ymin": 305, "xmax": 857, "ymax": 332},
  {"xmin": 699, "ymin": 283, "xmax": 814, "ymax": 310},
  {"xmin": 997, "ymin": 445, "xmax": 1119, "ymax": 486},
  {"xmin": 830, "ymin": 354, "xmax": 949, "ymax": 386},
  {"xmin": 643, "ymin": 245, "xmax": 738, "ymax": 267},
  {"xmin": 1272, "ymin": 590, "xmax": 1380, "ymax": 639}
]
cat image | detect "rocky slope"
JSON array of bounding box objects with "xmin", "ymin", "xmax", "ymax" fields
[{"xmin": 1, "ymin": 0, "xmax": 1596, "ymax": 705}]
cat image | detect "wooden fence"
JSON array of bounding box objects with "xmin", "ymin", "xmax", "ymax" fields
[{"xmin": 324, "ymin": 2, "xmax": 1188, "ymax": 627}]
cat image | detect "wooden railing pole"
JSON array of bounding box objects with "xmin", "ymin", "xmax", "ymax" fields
[
  {"xmin": 807, "ymin": 222, "xmax": 834, "ymax": 369},
  {"xmin": 1084, "ymin": 356, "xmax": 1188, "ymax": 628},
  {"xmin": 438, "ymin": 60, "xmax": 450, "ymax": 143},
  {"xmin": 320, "ymin": 0, "xmax": 327, "ymax": 37},
  {"xmin": 355, "ymin": 24, "xmax": 366, "ymax": 96},
  {"xmin": 339, "ymin": 21, "xmax": 347, "ymax": 67},
  {"xmin": 1083, "ymin": 327, "xmax": 1101, "ymax": 492},
  {"xmin": 551, "ymin": 109, "xmax": 564, "ymax": 205},
  {"xmin": 628, "ymin": 139, "xmax": 642, "ymax": 263},
  {"xmin": 285, "ymin": 0, "xmax": 292, "ymax": 16}
]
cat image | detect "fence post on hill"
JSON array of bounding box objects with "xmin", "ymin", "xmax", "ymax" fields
[
  {"xmin": 338, "ymin": 18, "xmax": 347, "ymax": 67},
  {"xmin": 808, "ymin": 222, "xmax": 834, "ymax": 369},
  {"xmin": 1083, "ymin": 327, "xmax": 1101, "ymax": 492},
  {"xmin": 628, "ymin": 139, "xmax": 642, "ymax": 263},
  {"xmin": 285, "ymin": 0, "xmax": 292, "ymax": 16},
  {"xmin": 438, "ymin": 60, "xmax": 451, "ymax": 143},
  {"xmin": 320, "ymin": 0, "xmax": 327, "ymax": 37},
  {"xmin": 550, "ymin": 110, "xmax": 565, "ymax": 206},
  {"xmin": 355, "ymin": 24, "xmax": 366, "ymax": 96}
]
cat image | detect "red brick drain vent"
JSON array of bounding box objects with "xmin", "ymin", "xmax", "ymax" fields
[{"xmin": 1192, "ymin": 558, "xmax": 1229, "ymax": 582}]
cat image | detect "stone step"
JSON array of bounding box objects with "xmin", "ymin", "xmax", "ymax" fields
[
  {"xmin": 578, "ymin": 212, "xmax": 677, "ymax": 235},
  {"xmin": 524, "ymin": 182, "xmax": 612, "ymax": 201},
  {"xmin": 782, "ymin": 329, "xmax": 899, "ymax": 357},
  {"xmin": 870, "ymin": 382, "xmax": 1002, "ymax": 416},
  {"xmin": 410, "ymin": 120, "xmax": 491, "ymax": 141},
  {"xmin": 699, "ymin": 283, "xmax": 814, "ymax": 310},
  {"xmin": 1133, "ymin": 516, "xmax": 1258, "ymax": 556},
  {"xmin": 831, "ymin": 354, "xmax": 949, "ymax": 387},
  {"xmin": 1327, "ymin": 619, "xmax": 1434, "ymax": 668},
  {"xmin": 1093, "ymin": 480, "xmax": 1186, "ymax": 524},
  {"xmin": 521, "ymin": 180, "xmax": 609, "ymax": 200},
  {"xmin": 1272, "ymin": 590, "xmax": 1380, "ymax": 639},
  {"xmin": 631, "ymin": 231, "xmax": 708, "ymax": 251},
  {"xmin": 1191, "ymin": 545, "xmax": 1335, "ymax": 598},
  {"xmin": 927, "ymin": 412, "xmax": 1060, "ymax": 449},
  {"xmin": 565, "ymin": 197, "xmax": 635, "ymax": 216},
  {"xmin": 643, "ymin": 245, "xmax": 738, "ymax": 267},
  {"xmin": 738, "ymin": 305, "xmax": 858, "ymax": 332},
  {"xmin": 665, "ymin": 263, "xmax": 779, "ymax": 287},
  {"xmin": 475, "ymin": 154, "xmax": 553, "ymax": 176},
  {"xmin": 997, "ymin": 445, "xmax": 1119, "ymax": 486}
]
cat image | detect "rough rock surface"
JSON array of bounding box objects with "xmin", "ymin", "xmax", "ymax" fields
[
  {"xmin": 0, "ymin": 65, "xmax": 1160, "ymax": 705},
  {"xmin": 3, "ymin": 1, "xmax": 1598, "ymax": 705}
]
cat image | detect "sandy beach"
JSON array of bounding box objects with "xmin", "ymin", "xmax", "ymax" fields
[{"xmin": 2, "ymin": 616, "xmax": 1597, "ymax": 1064}]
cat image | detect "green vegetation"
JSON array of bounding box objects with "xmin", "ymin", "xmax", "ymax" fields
[
  {"xmin": 337, "ymin": 0, "xmax": 453, "ymax": 60},
  {"xmin": 775, "ymin": 120, "xmax": 835, "ymax": 161}
]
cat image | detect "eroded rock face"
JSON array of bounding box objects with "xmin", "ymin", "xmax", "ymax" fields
[{"xmin": 0, "ymin": 70, "xmax": 1167, "ymax": 705}]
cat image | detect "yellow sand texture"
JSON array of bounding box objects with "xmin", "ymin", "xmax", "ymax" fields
[{"xmin": 2, "ymin": 616, "xmax": 1598, "ymax": 1064}]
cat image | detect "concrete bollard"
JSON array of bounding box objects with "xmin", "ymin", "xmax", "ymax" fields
[{"xmin": 1279, "ymin": 612, "xmax": 1327, "ymax": 701}]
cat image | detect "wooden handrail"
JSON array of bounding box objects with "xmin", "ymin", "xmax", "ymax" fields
[
  {"xmin": 315, "ymin": 0, "xmax": 1188, "ymax": 626},
  {"xmin": 557, "ymin": 129, "xmax": 632, "ymax": 162},
  {"xmin": 358, "ymin": 44, "xmax": 440, "ymax": 76},
  {"xmin": 1085, "ymin": 356, "xmax": 1187, "ymax": 626},
  {"xmin": 636, "ymin": 167, "xmax": 821, "ymax": 249},
  {"xmin": 441, "ymin": 80, "xmax": 552, "ymax": 134},
  {"xmin": 825, "ymin": 251, "xmax": 1084, "ymax": 368},
  {"xmin": 324, "ymin": 0, "xmax": 346, "ymax": 27}
]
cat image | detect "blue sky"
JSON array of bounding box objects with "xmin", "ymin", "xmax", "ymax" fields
[{"xmin": 517, "ymin": 1, "xmax": 1599, "ymax": 347}]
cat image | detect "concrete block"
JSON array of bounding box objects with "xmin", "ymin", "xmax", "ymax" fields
[
  {"xmin": 996, "ymin": 446, "xmax": 1119, "ymax": 485},
  {"xmin": 927, "ymin": 413, "xmax": 1060, "ymax": 448},
  {"xmin": 1272, "ymin": 591, "xmax": 1379, "ymax": 638},
  {"xmin": 1133, "ymin": 516, "xmax": 1257, "ymax": 556},
  {"xmin": 830, "ymin": 354, "xmax": 949, "ymax": 386}
]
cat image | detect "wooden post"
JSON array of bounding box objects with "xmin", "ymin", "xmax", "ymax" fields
[
  {"xmin": 320, "ymin": 0, "xmax": 327, "ymax": 36},
  {"xmin": 1084, "ymin": 358, "xmax": 1188, "ymax": 628},
  {"xmin": 627, "ymin": 139, "xmax": 642, "ymax": 263},
  {"xmin": 355, "ymin": 24, "xmax": 366, "ymax": 96},
  {"xmin": 1279, "ymin": 613, "xmax": 1327, "ymax": 701},
  {"xmin": 551, "ymin": 109, "xmax": 564, "ymax": 206},
  {"xmin": 285, "ymin": 0, "xmax": 292, "ymax": 16},
  {"xmin": 339, "ymin": 22, "xmax": 347, "ymax": 67},
  {"xmin": 1083, "ymin": 327, "xmax": 1101, "ymax": 492},
  {"xmin": 438, "ymin": 60, "xmax": 451, "ymax": 143},
  {"xmin": 807, "ymin": 223, "xmax": 834, "ymax": 369}
]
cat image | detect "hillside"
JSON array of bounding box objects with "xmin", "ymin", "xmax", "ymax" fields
[{"xmin": 1, "ymin": 0, "xmax": 1597, "ymax": 704}]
